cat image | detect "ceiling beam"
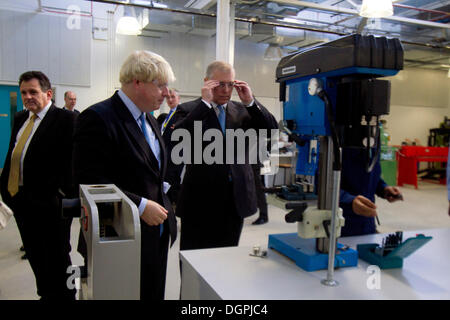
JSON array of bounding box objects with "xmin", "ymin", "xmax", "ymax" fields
[{"xmin": 268, "ymin": 0, "xmax": 450, "ymax": 29}]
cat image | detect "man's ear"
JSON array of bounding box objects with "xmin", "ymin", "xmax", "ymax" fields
[{"xmin": 133, "ymin": 79, "xmax": 141, "ymax": 89}]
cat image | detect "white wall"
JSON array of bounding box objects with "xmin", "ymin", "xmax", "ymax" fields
[
  {"xmin": 386, "ymin": 104, "xmax": 449, "ymax": 146},
  {"xmin": 0, "ymin": 0, "xmax": 448, "ymax": 145},
  {"xmin": 385, "ymin": 68, "xmax": 450, "ymax": 145}
]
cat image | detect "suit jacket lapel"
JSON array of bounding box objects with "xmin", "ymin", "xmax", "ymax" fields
[
  {"xmin": 28, "ymin": 104, "xmax": 57, "ymax": 146},
  {"xmin": 4, "ymin": 111, "xmax": 28, "ymax": 168},
  {"xmin": 165, "ymin": 108, "xmax": 178, "ymax": 131},
  {"xmin": 225, "ymin": 101, "xmax": 240, "ymax": 131},
  {"xmin": 206, "ymin": 101, "xmax": 223, "ymax": 132},
  {"xmin": 147, "ymin": 113, "xmax": 166, "ymax": 177},
  {"xmin": 112, "ymin": 93, "xmax": 160, "ymax": 176},
  {"xmin": 12, "ymin": 112, "xmax": 29, "ymax": 143}
]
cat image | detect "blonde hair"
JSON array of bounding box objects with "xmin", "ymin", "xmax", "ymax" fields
[
  {"xmin": 205, "ymin": 61, "xmax": 234, "ymax": 79},
  {"xmin": 119, "ymin": 50, "xmax": 175, "ymax": 85}
]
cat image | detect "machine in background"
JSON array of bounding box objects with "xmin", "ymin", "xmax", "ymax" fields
[
  {"xmin": 420, "ymin": 116, "xmax": 450, "ymax": 182},
  {"xmin": 268, "ymin": 34, "xmax": 403, "ymax": 285}
]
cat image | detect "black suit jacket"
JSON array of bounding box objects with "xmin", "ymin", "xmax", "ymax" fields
[
  {"xmin": 0, "ymin": 104, "xmax": 76, "ymax": 299},
  {"xmin": 73, "ymin": 91, "xmax": 177, "ymax": 299},
  {"xmin": 174, "ymin": 98, "xmax": 277, "ymax": 220},
  {"xmin": 72, "ymin": 91, "xmax": 177, "ymax": 245},
  {"xmin": 0, "ymin": 104, "xmax": 76, "ymax": 209}
]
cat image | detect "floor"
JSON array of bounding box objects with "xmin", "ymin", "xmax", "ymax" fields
[{"xmin": 1, "ymin": 181, "xmax": 449, "ymax": 300}]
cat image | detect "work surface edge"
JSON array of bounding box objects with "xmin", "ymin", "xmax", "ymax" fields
[{"xmin": 180, "ymin": 228, "xmax": 450, "ymax": 300}]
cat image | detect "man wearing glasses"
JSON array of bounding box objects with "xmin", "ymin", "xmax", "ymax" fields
[{"xmin": 174, "ymin": 61, "xmax": 277, "ymax": 252}]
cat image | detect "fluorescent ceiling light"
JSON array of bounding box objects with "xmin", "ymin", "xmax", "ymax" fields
[
  {"xmin": 116, "ymin": 16, "xmax": 142, "ymax": 35},
  {"xmin": 133, "ymin": 0, "xmax": 168, "ymax": 7},
  {"xmin": 153, "ymin": 3, "xmax": 168, "ymax": 8},
  {"xmin": 264, "ymin": 44, "xmax": 282, "ymax": 61},
  {"xmin": 283, "ymin": 17, "xmax": 300, "ymax": 24},
  {"xmin": 360, "ymin": 0, "xmax": 393, "ymax": 18},
  {"xmin": 116, "ymin": 7, "xmax": 142, "ymax": 35}
]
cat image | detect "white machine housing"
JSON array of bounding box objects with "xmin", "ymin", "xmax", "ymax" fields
[
  {"xmin": 79, "ymin": 184, "xmax": 141, "ymax": 300},
  {"xmin": 297, "ymin": 206, "xmax": 345, "ymax": 239}
]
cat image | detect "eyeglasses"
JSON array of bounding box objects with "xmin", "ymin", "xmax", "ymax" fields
[{"xmin": 217, "ymin": 81, "xmax": 235, "ymax": 89}]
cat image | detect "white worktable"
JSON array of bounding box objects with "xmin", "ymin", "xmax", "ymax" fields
[{"xmin": 180, "ymin": 228, "xmax": 450, "ymax": 300}]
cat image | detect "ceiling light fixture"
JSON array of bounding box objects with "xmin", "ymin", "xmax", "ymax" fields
[
  {"xmin": 360, "ymin": 0, "xmax": 393, "ymax": 18},
  {"xmin": 264, "ymin": 43, "xmax": 282, "ymax": 61},
  {"xmin": 116, "ymin": 6, "xmax": 142, "ymax": 35}
]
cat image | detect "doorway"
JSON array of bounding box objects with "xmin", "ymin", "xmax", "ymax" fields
[{"xmin": 0, "ymin": 85, "xmax": 23, "ymax": 169}]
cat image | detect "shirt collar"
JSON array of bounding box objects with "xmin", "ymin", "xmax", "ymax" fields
[
  {"xmin": 211, "ymin": 101, "xmax": 227, "ymax": 109},
  {"xmin": 118, "ymin": 89, "xmax": 143, "ymax": 121},
  {"xmin": 32, "ymin": 100, "xmax": 52, "ymax": 120}
]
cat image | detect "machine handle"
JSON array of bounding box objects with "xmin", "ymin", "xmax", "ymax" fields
[
  {"xmin": 278, "ymin": 120, "xmax": 307, "ymax": 147},
  {"xmin": 285, "ymin": 202, "xmax": 308, "ymax": 223}
]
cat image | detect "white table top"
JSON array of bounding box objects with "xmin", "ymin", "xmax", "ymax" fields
[{"xmin": 180, "ymin": 228, "xmax": 450, "ymax": 300}]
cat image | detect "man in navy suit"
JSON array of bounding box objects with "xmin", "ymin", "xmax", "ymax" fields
[
  {"xmin": 73, "ymin": 50, "xmax": 177, "ymax": 300},
  {"xmin": 174, "ymin": 61, "xmax": 277, "ymax": 251},
  {"xmin": 0, "ymin": 71, "xmax": 76, "ymax": 300},
  {"xmin": 160, "ymin": 88, "xmax": 184, "ymax": 205}
]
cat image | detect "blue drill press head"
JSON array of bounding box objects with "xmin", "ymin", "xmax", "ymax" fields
[
  {"xmin": 277, "ymin": 34, "xmax": 403, "ymax": 151},
  {"xmin": 276, "ymin": 34, "xmax": 403, "ymax": 174}
]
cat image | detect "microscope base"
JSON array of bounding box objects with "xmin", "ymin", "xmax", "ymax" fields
[{"xmin": 268, "ymin": 233, "xmax": 358, "ymax": 272}]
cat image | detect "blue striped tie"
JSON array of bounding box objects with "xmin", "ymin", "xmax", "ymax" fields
[
  {"xmin": 139, "ymin": 113, "xmax": 163, "ymax": 236},
  {"xmin": 217, "ymin": 105, "xmax": 226, "ymax": 135}
]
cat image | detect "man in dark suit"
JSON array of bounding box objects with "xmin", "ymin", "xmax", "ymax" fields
[
  {"xmin": 160, "ymin": 88, "xmax": 184, "ymax": 205},
  {"xmin": 63, "ymin": 91, "xmax": 80, "ymax": 114},
  {"xmin": 174, "ymin": 61, "xmax": 277, "ymax": 251},
  {"xmin": 157, "ymin": 112, "xmax": 168, "ymax": 127},
  {"xmin": 0, "ymin": 71, "xmax": 76, "ymax": 300},
  {"xmin": 73, "ymin": 50, "xmax": 177, "ymax": 300}
]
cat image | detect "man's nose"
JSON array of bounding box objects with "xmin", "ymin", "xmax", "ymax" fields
[
  {"xmin": 22, "ymin": 92, "xmax": 32, "ymax": 99},
  {"xmin": 220, "ymin": 85, "xmax": 232, "ymax": 93},
  {"xmin": 224, "ymin": 86, "xmax": 233, "ymax": 94}
]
